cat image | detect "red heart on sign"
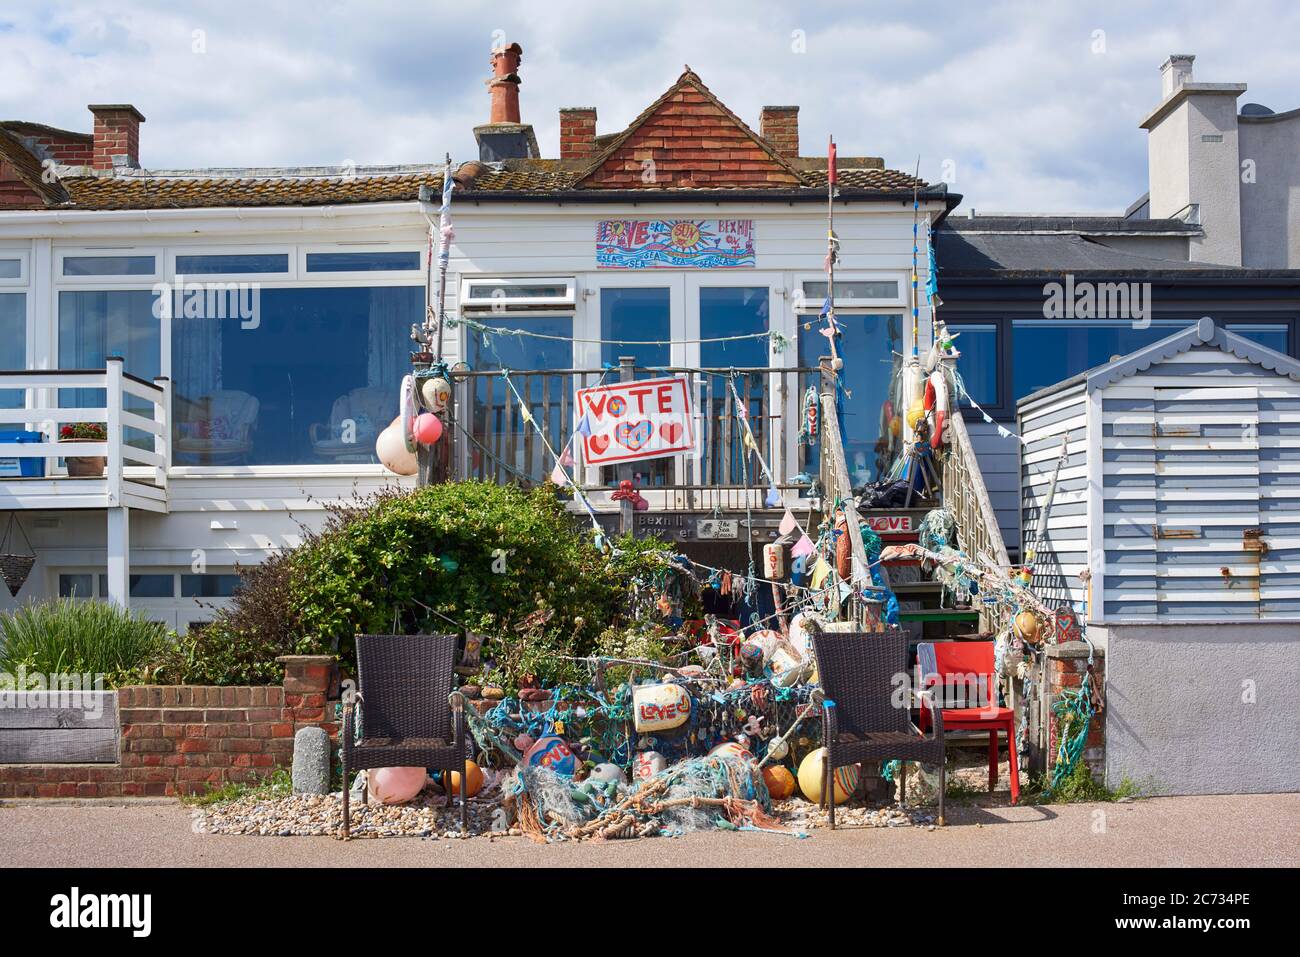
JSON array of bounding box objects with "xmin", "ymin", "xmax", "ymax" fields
[
  {"xmin": 588, "ymin": 434, "xmax": 611, "ymax": 455},
  {"xmin": 659, "ymin": 422, "xmax": 682, "ymax": 444},
  {"xmin": 615, "ymin": 420, "xmax": 653, "ymax": 451}
]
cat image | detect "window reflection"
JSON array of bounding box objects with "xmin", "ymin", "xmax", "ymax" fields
[
  {"xmin": 1, "ymin": 293, "xmax": 24, "ymax": 409},
  {"xmin": 1011, "ymin": 320, "xmax": 1195, "ymax": 400},
  {"xmin": 700, "ymin": 288, "xmax": 768, "ymax": 485},
  {"xmin": 601, "ymin": 287, "xmax": 672, "ymax": 487}
]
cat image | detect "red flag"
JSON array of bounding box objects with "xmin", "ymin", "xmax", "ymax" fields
[{"xmin": 827, "ymin": 136, "xmax": 837, "ymax": 186}]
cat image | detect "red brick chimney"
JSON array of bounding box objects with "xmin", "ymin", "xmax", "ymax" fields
[
  {"xmin": 559, "ymin": 107, "xmax": 598, "ymax": 160},
  {"xmin": 487, "ymin": 43, "xmax": 523, "ymax": 124},
  {"xmin": 760, "ymin": 105, "xmax": 799, "ymax": 158},
  {"xmin": 89, "ymin": 104, "xmax": 144, "ymax": 170}
]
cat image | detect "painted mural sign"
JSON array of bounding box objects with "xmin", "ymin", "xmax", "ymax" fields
[
  {"xmin": 596, "ymin": 219, "xmax": 755, "ymax": 269},
  {"xmin": 575, "ymin": 375, "xmax": 695, "ymax": 465}
]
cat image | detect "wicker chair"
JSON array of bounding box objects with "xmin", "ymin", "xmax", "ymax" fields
[
  {"xmin": 811, "ymin": 628, "xmax": 946, "ymax": 828},
  {"xmin": 341, "ymin": 634, "xmax": 468, "ymax": 838}
]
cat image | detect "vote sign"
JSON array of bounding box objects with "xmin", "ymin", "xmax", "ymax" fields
[{"xmin": 576, "ymin": 376, "xmax": 695, "ymax": 465}]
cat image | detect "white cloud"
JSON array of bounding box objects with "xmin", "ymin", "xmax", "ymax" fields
[{"xmin": 0, "ymin": 0, "xmax": 1295, "ymax": 210}]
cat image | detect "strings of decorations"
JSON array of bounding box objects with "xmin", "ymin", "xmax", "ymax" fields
[{"xmin": 446, "ymin": 314, "xmax": 793, "ymax": 352}]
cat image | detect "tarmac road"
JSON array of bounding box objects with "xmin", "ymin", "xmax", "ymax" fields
[{"xmin": 3, "ymin": 792, "xmax": 1296, "ymax": 867}]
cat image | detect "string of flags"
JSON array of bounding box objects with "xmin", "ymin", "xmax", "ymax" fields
[
  {"xmin": 448, "ymin": 315, "xmax": 793, "ymax": 353},
  {"xmin": 949, "ymin": 367, "xmax": 1030, "ymax": 446}
]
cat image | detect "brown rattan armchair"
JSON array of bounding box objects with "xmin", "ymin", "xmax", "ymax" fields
[
  {"xmin": 341, "ymin": 634, "xmax": 468, "ymax": 838},
  {"xmin": 811, "ymin": 628, "xmax": 946, "ymax": 828}
]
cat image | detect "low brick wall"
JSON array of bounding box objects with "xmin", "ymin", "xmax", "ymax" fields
[
  {"xmin": 1044, "ymin": 641, "xmax": 1106, "ymax": 778},
  {"xmin": 0, "ymin": 656, "xmax": 338, "ymax": 799}
]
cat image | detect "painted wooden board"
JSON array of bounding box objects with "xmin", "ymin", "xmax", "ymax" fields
[
  {"xmin": 0, "ymin": 691, "xmax": 118, "ymax": 729},
  {"xmin": 0, "ymin": 728, "xmax": 118, "ymax": 763}
]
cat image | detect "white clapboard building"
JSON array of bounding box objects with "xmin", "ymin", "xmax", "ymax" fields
[{"xmin": 0, "ymin": 59, "xmax": 946, "ymax": 629}]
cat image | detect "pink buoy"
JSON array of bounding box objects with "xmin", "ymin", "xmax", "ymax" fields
[
  {"xmin": 368, "ymin": 766, "xmax": 427, "ymax": 805},
  {"xmin": 413, "ymin": 412, "xmax": 444, "ymax": 445}
]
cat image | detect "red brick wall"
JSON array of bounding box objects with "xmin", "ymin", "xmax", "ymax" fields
[
  {"xmin": 759, "ymin": 106, "xmax": 799, "ymax": 158},
  {"xmin": 560, "ymin": 107, "xmax": 597, "ymax": 160},
  {"xmin": 90, "ymin": 107, "xmax": 142, "ymax": 170},
  {"xmin": 1045, "ymin": 643, "xmax": 1106, "ymax": 778},
  {"xmin": 0, "ymin": 656, "xmax": 338, "ymax": 799}
]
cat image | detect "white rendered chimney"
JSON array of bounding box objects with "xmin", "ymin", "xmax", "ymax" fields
[{"xmin": 1160, "ymin": 55, "xmax": 1195, "ymax": 99}]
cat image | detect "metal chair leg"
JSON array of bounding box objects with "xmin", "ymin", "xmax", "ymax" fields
[
  {"xmin": 938, "ymin": 760, "xmax": 946, "ymax": 827},
  {"xmin": 342, "ymin": 756, "xmax": 350, "ymax": 840}
]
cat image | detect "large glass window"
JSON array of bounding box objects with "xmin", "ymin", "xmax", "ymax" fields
[
  {"xmin": 947, "ymin": 322, "xmax": 999, "ymax": 407},
  {"xmin": 799, "ymin": 313, "xmax": 903, "ymax": 487},
  {"xmin": 1, "ymin": 293, "xmax": 24, "ymax": 409},
  {"xmin": 600, "ymin": 288, "xmax": 672, "ymax": 487},
  {"xmin": 466, "ymin": 315, "xmax": 573, "ymax": 483},
  {"xmin": 1011, "ymin": 319, "xmax": 1195, "ymax": 400},
  {"xmin": 58, "ymin": 290, "xmax": 162, "ymax": 415},
  {"xmin": 699, "ymin": 288, "xmax": 768, "ymax": 484},
  {"xmin": 1227, "ymin": 322, "xmax": 1290, "ymax": 354},
  {"xmin": 171, "ymin": 286, "xmax": 420, "ymax": 466}
]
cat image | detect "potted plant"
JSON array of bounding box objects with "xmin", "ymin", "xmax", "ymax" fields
[{"xmin": 59, "ymin": 423, "xmax": 107, "ymax": 477}]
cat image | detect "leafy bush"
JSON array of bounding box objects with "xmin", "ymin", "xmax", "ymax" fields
[
  {"xmin": 0, "ymin": 598, "xmax": 169, "ymax": 687},
  {"xmin": 161, "ymin": 481, "xmax": 680, "ymax": 688}
]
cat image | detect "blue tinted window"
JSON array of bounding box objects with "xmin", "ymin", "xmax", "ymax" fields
[
  {"xmin": 181, "ymin": 573, "xmax": 242, "ymax": 598},
  {"xmin": 948, "ymin": 322, "xmax": 998, "ymax": 406},
  {"xmin": 700, "ymin": 288, "xmax": 768, "ymax": 484},
  {"xmin": 699, "ymin": 287, "xmax": 768, "ymax": 369},
  {"xmin": 171, "ymin": 286, "xmax": 421, "ymax": 465},
  {"xmin": 129, "ymin": 574, "xmax": 175, "ymax": 598},
  {"xmin": 466, "ymin": 316, "xmax": 573, "ymax": 483},
  {"xmin": 601, "ymin": 287, "xmax": 670, "ymax": 369},
  {"xmin": 1227, "ymin": 323, "xmax": 1289, "ymax": 354},
  {"xmin": 1011, "ymin": 320, "xmax": 1194, "ymax": 400},
  {"xmin": 0, "ymin": 293, "xmax": 24, "ymax": 410},
  {"xmin": 799, "ymin": 313, "xmax": 903, "ymax": 486},
  {"xmin": 176, "ymin": 253, "xmax": 289, "ymax": 274},
  {"xmin": 58, "ymin": 574, "xmax": 94, "ymax": 598},
  {"xmin": 305, "ymin": 251, "xmax": 420, "ymax": 272},
  {"xmin": 0, "ymin": 259, "xmax": 20, "ymax": 279},
  {"xmin": 62, "ymin": 256, "xmax": 154, "ymax": 276},
  {"xmin": 58, "ymin": 290, "xmax": 162, "ymax": 424}
]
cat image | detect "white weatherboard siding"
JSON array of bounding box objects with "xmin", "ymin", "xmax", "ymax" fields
[
  {"xmin": 1099, "ymin": 347, "xmax": 1300, "ymax": 619},
  {"xmin": 0, "ymin": 198, "xmax": 941, "ymax": 628},
  {"xmin": 1018, "ymin": 383, "xmax": 1089, "ymax": 610},
  {"xmin": 966, "ymin": 421, "xmax": 1021, "ymax": 548}
]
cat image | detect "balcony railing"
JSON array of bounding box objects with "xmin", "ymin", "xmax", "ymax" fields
[
  {"xmin": 0, "ymin": 359, "xmax": 171, "ymax": 512},
  {"xmin": 452, "ymin": 364, "xmax": 821, "ymax": 511}
]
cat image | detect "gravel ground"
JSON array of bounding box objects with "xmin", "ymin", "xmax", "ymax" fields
[{"xmin": 3, "ymin": 792, "xmax": 1296, "ymax": 867}]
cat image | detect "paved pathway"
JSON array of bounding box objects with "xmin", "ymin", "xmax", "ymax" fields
[{"xmin": 3, "ymin": 793, "xmax": 1296, "ymax": 867}]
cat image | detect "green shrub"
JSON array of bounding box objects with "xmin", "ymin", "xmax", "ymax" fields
[
  {"xmin": 164, "ymin": 481, "xmax": 682, "ymax": 688},
  {"xmin": 0, "ymin": 598, "xmax": 169, "ymax": 687}
]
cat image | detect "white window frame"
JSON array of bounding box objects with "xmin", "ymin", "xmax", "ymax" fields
[
  {"xmin": 793, "ymin": 270, "xmax": 908, "ymax": 311},
  {"xmin": 297, "ymin": 242, "xmax": 426, "ymax": 282},
  {"xmin": 460, "ymin": 275, "xmax": 577, "ymax": 312},
  {"xmin": 55, "ymin": 245, "xmax": 163, "ymax": 285},
  {"xmin": 0, "ymin": 248, "xmax": 29, "ymax": 287}
]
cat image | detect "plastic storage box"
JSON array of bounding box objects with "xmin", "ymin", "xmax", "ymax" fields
[{"xmin": 0, "ymin": 430, "xmax": 47, "ymax": 478}]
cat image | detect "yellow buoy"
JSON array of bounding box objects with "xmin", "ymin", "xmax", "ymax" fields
[
  {"xmin": 1014, "ymin": 610, "xmax": 1042, "ymax": 645},
  {"xmin": 797, "ymin": 748, "xmax": 859, "ymax": 805}
]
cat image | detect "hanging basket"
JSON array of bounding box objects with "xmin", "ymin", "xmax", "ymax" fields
[
  {"xmin": 0, "ymin": 514, "xmax": 36, "ymax": 597},
  {"xmin": 0, "ymin": 553, "xmax": 34, "ymax": 597}
]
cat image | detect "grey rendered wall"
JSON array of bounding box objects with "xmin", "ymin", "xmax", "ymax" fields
[
  {"xmin": 1238, "ymin": 109, "xmax": 1300, "ymax": 268},
  {"xmin": 1105, "ymin": 621, "xmax": 1300, "ymax": 795}
]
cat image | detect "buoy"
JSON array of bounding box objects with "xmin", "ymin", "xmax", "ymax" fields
[
  {"xmin": 368, "ymin": 766, "xmax": 427, "ymax": 805},
  {"xmin": 1015, "ymin": 610, "xmax": 1042, "ymax": 645},
  {"xmin": 413, "ymin": 412, "xmax": 443, "ymax": 445},
  {"xmin": 376, "ymin": 417, "xmax": 417, "ymax": 475},
  {"xmin": 439, "ymin": 759, "xmax": 484, "ymax": 798},
  {"xmin": 901, "ymin": 361, "xmax": 924, "ymax": 442},
  {"xmin": 631, "ymin": 751, "xmax": 667, "ymax": 781},
  {"xmin": 763, "ymin": 542, "xmax": 785, "ymax": 580},
  {"xmin": 927, "ymin": 370, "xmax": 948, "ymax": 448},
  {"xmin": 797, "ymin": 748, "xmax": 859, "ymax": 805},
  {"xmin": 419, "ymin": 375, "xmax": 452, "ymax": 413},
  {"xmin": 709, "ymin": 740, "xmax": 754, "ymax": 762},
  {"xmin": 763, "ymin": 765, "xmax": 796, "ymax": 800}
]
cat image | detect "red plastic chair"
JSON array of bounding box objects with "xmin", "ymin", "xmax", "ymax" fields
[{"xmin": 917, "ymin": 641, "xmax": 1019, "ymax": 804}]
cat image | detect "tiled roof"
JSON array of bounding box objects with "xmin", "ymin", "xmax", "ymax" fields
[{"xmin": 0, "ymin": 126, "xmax": 69, "ymax": 206}]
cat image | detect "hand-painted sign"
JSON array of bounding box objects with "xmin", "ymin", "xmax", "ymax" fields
[
  {"xmin": 576, "ymin": 375, "xmax": 695, "ymax": 465},
  {"xmin": 596, "ymin": 219, "xmax": 755, "ymax": 269}
]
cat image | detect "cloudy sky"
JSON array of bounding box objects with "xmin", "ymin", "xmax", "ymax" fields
[{"xmin": 1, "ymin": 0, "xmax": 1294, "ymax": 211}]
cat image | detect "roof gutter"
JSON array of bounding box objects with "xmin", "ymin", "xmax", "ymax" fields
[{"xmin": 457, "ymin": 186, "xmax": 957, "ymax": 206}]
